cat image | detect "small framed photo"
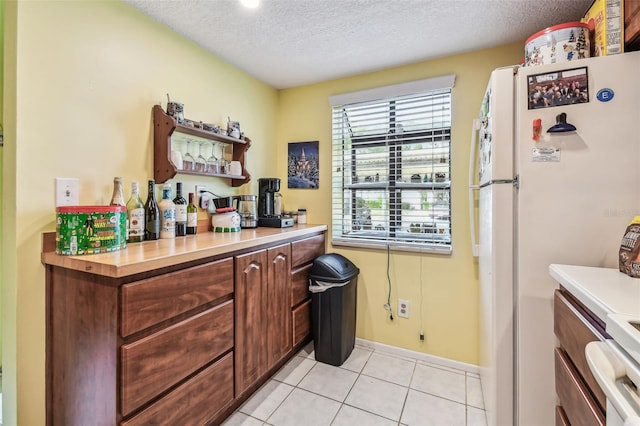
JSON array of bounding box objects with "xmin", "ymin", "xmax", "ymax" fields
[
  {"xmin": 288, "ymin": 141, "xmax": 319, "ymax": 189},
  {"xmin": 527, "ymin": 66, "xmax": 589, "ymax": 110}
]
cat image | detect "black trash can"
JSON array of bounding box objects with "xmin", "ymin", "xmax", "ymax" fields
[{"xmin": 309, "ymin": 253, "xmax": 360, "ymax": 366}]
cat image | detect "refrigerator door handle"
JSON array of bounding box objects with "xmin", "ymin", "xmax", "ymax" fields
[{"xmin": 469, "ymin": 118, "xmax": 480, "ymax": 257}]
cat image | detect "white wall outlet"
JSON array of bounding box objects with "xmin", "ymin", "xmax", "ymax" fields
[
  {"xmin": 55, "ymin": 178, "xmax": 80, "ymax": 206},
  {"xmin": 398, "ymin": 299, "xmax": 410, "ymax": 319},
  {"xmin": 195, "ymin": 185, "xmax": 207, "ymax": 209}
]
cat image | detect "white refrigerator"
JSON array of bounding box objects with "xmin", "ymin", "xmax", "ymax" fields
[{"xmin": 469, "ymin": 51, "xmax": 640, "ymax": 426}]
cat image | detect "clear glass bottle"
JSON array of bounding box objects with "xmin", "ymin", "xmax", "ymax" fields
[
  {"xmin": 110, "ymin": 177, "xmax": 125, "ymax": 206},
  {"xmin": 187, "ymin": 192, "xmax": 198, "ymax": 235},
  {"xmin": 126, "ymin": 181, "xmax": 145, "ymax": 243},
  {"xmin": 159, "ymin": 183, "xmax": 176, "ymax": 239},
  {"xmin": 173, "ymin": 182, "xmax": 187, "ymax": 237},
  {"xmin": 144, "ymin": 180, "xmax": 160, "ymax": 240}
]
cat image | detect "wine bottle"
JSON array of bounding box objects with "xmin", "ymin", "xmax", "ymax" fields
[
  {"xmin": 126, "ymin": 181, "xmax": 145, "ymax": 243},
  {"xmin": 173, "ymin": 182, "xmax": 187, "ymax": 237},
  {"xmin": 110, "ymin": 177, "xmax": 125, "ymax": 206},
  {"xmin": 187, "ymin": 192, "xmax": 198, "ymax": 235},
  {"xmin": 144, "ymin": 180, "xmax": 160, "ymax": 240},
  {"xmin": 159, "ymin": 183, "xmax": 176, "ymax": 239}
]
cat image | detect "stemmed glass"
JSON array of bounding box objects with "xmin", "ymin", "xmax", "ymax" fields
[
  {"xmin": 207, "ymin": 142, "xmax": 220, "ymax": 174},
  {"xmin": 195, "ymin": 141, "xmax": 207, "ymax": 172},
  {"xmin": 218, "ymin": 143, "xmax": 229, "ymax": 174},
  {"xmin": 182, "ymin": 138, "xmax": 195, "ymax": 171}
]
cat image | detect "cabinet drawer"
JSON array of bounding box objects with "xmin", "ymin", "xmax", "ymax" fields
[
  {"xmin": 555, "ymin": 348, "xmax": 604, "ymax": 426},
  {"xmin": 291, "ymin": 264, "xmax": 312, "ymax": 307},
  {"xmin": 554, "ymin": 290, "xmax": 606, "ymax": 410},
  {"xmin": 121, "ymin": 352, "xmax": 234, "ymax": 426},
  {"xmin": 292, "ymin": 299, "xmax": 311, "ymax": 347},
  {"xmin": 556, "ymin": 405, "xmax": 570, "ymax": 426},
  {"xmin": 121, "ymin": 258, "xmax": 233, "ymax": 337},
  {"xmin": 120, "ymin": 300, "xmax": 234, "ymax": 416},
  {"xmin": 291, "ymin": 234, "xmax": 325, "ymax": 268}
]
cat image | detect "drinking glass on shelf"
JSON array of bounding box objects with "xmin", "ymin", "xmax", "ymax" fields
[
  {"xmin": 182, "ymin": 138, "xmax": 195, "ymax": 171},
  {"xmin": 218, "ymin": 143, "xmax": 229, "ymax": 174},
  {"xmin": 207, "ymin": 142, "xmax": 220, "ymax": 174},
  {"xmin": 195, "ymin": 141, "xmax": 207, "ymax": 173}
]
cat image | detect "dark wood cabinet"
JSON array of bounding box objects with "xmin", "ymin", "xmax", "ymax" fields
[
  {"xmin": 44, "ymin": 227, "xmax": 326, "ymax": 425},
  {"xmin": 234, "ymin": 249, "xmax": 268, "ymax": 395},
  {"xmin": 46, "ymin": 257, "xmax": 235, "ymax": 426},
  {"xmin": 290, "ymin": 234, "xmax": 325, "ymax": 346},
  {"xmin": 553, "ymin": 289, "xmax": 607, "ymax": 426},
  {"xmin": 267, "ymin": 243, "xmax": 293, "ymax": 369}
]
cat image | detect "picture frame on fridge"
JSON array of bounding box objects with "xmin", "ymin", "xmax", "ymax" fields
[{"xmin": 527, "ymin": 66, "xmax": 589, "ymax": 109}]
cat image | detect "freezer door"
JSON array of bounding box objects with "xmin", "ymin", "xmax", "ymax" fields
[
  {"xmin": 479, "ymin": 67, "xmax": 517, "ymax": 186},
  {"xmin": 515, "ymin": 51, "xmax": 640, "ymax": 426},
  {"xmin": 478, "ymin": 182, "xmax": 514, "ymax": 426}
]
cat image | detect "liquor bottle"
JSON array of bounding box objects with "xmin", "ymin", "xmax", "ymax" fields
[
  {"xmin": 159, "ymin": 183, "xmax": 176, "ymax": 239},
  {"xmin": 144, "ymin": 180, "xmax": 160, "ymax": 240},
  {"xmin": 110, "ymin": 177, "xmax": 125, "ymax": 206},
  {"xmin": 187, "ymin": 192, "xmax": 198, "ymax": 235},
  {"xmin": 126, "ymin": 181, "xmax": 145, "ymax": 243},
  {"xmin": 173, "ymin": 182, "xmax": 187, "ymax": 237}
]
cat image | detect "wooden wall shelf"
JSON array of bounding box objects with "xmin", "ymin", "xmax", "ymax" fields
[{"xmin": 153, "ymin": 105, "xmax": 252, "ymax": 187}]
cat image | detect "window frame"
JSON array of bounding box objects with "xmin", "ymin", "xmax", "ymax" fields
[{"xmin": 330, "ymin": 76, "xmax": 455, "ymax": 254}]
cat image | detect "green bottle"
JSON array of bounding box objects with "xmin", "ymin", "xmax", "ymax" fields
[
  {"xmin": 173, "ymin": 182, "xmax": 187, "ymax": 237},
  {"xmin": 187, "ymin": 192, "xmax": 197, "ymax": 235}
]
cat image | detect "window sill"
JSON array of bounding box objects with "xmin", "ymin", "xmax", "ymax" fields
[{"xmin": 331, "ymin": 238, "xmax": 452, "ymax": 255}]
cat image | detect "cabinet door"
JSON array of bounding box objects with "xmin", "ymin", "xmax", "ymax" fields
[
  {"xmin": 267, "ymin": 243, "xmax": 292, "ymax": 369},
  {"xmin": 235, "ymin": 250, "xmax": 268, "ymax": 395}
]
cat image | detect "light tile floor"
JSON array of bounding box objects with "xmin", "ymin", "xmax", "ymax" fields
[{"xmin": 223, "ymin": 342, "xmax": 487, "ymax": 426}]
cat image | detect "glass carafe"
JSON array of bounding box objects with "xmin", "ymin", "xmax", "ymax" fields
[{"xmin": 238, "ymin": 195, "xmax": 258, "ymax": 228}]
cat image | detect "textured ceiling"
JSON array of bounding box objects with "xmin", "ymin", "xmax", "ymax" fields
[{"xmin": 124, "ymin": 0, "xmax": 593, "ymax": 89}]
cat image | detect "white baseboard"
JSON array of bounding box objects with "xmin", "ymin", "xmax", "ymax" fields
[{"xmin": 355, "ymin": 337, "xmax": 480, "ymax": 375}]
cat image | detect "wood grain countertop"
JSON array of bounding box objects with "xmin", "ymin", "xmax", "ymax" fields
[{"xmin": 42, "ymin": 224, "xmax": 327, "ymax": 278}]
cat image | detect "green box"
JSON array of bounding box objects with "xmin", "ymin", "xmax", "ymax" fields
[{"xmin": 56, "ymin": 205, "xmax": 127, "ymax": 255}]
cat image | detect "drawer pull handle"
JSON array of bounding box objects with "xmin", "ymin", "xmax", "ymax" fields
[{"xmin": 585, "ymin": 341, "xmax": 640, "ymax": 423}]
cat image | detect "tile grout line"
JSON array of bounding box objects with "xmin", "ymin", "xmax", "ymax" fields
[{"xmin": 232, "ymin": 343, "xmax": 487, "ymax": 426}]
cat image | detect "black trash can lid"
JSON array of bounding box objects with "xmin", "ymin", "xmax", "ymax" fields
[{"xmin": 309, "ymin": 253, "xmax": 360, "ymax": 282}]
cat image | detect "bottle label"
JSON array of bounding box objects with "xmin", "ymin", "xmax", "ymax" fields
[
  {"xmin": 160, "ymin": 208, "xmax": 176, "ymax": 238},
  {"xmin": 175, "ymin": 205, "xmax": 187, "ymax": 223},
  {"xmin": 187, "ymin": 212, "xmax": 198, "ymax": 227},
  {"xmin": 128, "ymin": 208, "xmax": 145, "ymax": 237}
]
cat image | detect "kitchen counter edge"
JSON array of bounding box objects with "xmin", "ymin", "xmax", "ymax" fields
[
  {"xmin": 549, "ymin": 263, "xmax": 640, "ymax": 320},
  {"xmin": 41, "ymin": 224, "xmax": 328, "ymax": 278}
]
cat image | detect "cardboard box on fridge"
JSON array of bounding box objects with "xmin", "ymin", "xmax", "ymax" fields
[{"xmin": 582, "ymin": 0, "xmax": 624, "ymax": 56}]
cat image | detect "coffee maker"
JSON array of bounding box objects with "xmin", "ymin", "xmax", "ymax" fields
[{"xmin": 258, "ymin": 178, "xmax": 294, "ymax": 228}]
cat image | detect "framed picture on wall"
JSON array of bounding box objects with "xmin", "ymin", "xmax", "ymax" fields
[{"xmin": 288, "ymin": 141, "xmax": 319, "ymax": 189}]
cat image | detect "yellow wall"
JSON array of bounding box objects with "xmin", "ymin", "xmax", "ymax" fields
[
  {"xmin": 0, "ymin": 0, "xmax": 5, "ymax": 370},
  {"xmin": 276, "ymin": 44, "xmax": 522, "ymax": 363},
  {"xmin": 3, "ymin": 1, "xmax": 278, "ymax": 424}
]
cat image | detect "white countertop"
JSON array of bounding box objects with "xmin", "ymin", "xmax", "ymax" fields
[{"xmin": 549, "ymin": 264, "xmax": 640, "ymax": 320}]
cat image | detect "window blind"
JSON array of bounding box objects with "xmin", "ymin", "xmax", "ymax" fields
[{"xmin": 331, "ymin": 83, "xmax": 453, "ymax": 253}]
